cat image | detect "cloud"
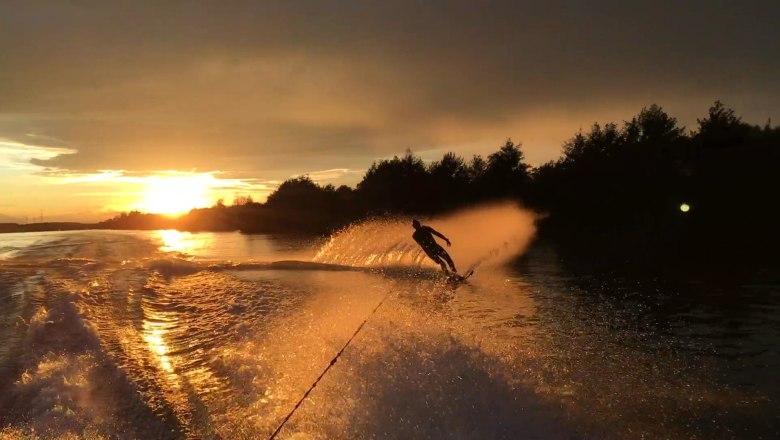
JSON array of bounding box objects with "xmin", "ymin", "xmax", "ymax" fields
[
  {"xmin": 297, "ymin": 168, "xmax": 363, "ymax": 184},
  {"xmin": 1, "ymin": 1, "xmax": 778, "ymax": 177},
  {"xmin": 33, "ymin": 168, "xmax": 275, "ymax": 194},
  {"xmin": 0, "ymin": 139, "xmax": 77, "ymax": 170}
]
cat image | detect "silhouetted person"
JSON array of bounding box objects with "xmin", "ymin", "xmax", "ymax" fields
[{"xmin": 412, "ymin": 219, "xmax": 457, "ymax": 273}]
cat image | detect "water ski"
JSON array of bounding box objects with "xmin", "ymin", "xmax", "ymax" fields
[{"xmin": 446, "ymin": 269, "xmax": 474, "ymax": 283}]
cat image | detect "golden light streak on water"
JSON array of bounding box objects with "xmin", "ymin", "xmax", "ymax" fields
[
  {"xmin": 143, "ymin": 318, "xmax": 174, "ymax": 374},
  {"xmin": 158, "ymin": 230, "xmax": 193, "ymax": 254}
]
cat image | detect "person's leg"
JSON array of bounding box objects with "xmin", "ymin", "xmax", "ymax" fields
[
  {"xmin": 433, "ymin": 246, "xmax": 457, "ymax": 273},
  {"xmin": 440, "ymin": 250, "xmax": 457, "ymax": 273},
  {"xmin": 433, "ymin": 255, "xmax": 448, "ymax": 272},
  {"xmin": 423, "ymin": 247, "xmax": 449, "ymax": 272}
]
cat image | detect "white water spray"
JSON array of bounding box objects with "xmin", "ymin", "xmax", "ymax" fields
[{"xmin": 313, "ymin": 202, "xmax": 537, "ymax": 271}]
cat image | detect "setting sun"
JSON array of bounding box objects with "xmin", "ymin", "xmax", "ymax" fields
[{"xmin": 134, "ymin": 175, "xmax": 213, "ymax": 216}]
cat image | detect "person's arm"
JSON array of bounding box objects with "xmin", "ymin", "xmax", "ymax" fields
[{"xmin": 429, "ymin": 227, "xmax": 451, "ymax": 246}]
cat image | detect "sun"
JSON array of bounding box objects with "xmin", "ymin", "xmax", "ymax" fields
[{"xmin": 135, "ymin": 175, "xmax": 213, "ymax": 216}]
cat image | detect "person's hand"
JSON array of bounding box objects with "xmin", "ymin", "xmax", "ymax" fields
[{"xmin": 446, "ymin": 239, "xmax": 451, "ymax": 247}]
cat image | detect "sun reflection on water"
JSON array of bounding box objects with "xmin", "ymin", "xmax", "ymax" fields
[
  {"xmin": 143, "ymin": 321, "xmax": 174, "ymax": 373},
  {"xmin": 158, "ymin": 229, "xmax": 192, "ymax": 253}
]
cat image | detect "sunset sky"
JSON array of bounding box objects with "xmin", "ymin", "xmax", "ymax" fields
[{"xmin": 2, "ymin": 1, "xmax": 779, "ymax": 221}]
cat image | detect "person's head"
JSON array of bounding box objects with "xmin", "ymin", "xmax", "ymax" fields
[{"xmin": 412, "ymin": 219, "xmax": 421, "ymax": 229}]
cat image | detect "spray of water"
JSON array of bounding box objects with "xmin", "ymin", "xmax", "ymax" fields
[{"xmin": 313, "ymin": 202, "xmax": 537, "ymax": 271}]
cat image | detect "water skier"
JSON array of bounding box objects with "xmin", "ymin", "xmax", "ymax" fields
[{"xmin": 411, "ymin": 219, "xmax": 458, "ymax": 273}]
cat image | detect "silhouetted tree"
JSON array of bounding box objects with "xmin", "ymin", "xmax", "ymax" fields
[
  {"xmin": 356, "ymin": 150, "xmax": 432, "ymax": 214},
  {"xmin": 696, "ymin": 100, "xmax": 751, "ymax": 149},
  {"xmin": 259, "ymin": 176, "xmax": 350, "ymax": 232},
  {"xmin": 428, "ymin": 152, "xmax": 470, "ymax": 211},
  {"xmin": 232, "ymin": 194, "xmax": 254, "ymax": 206},
  {"xmin": 527, "ymin": 101, "xmax": 780, "ymax": 269},
  {"xmin": 621, "ymin": 104, "xmax": 685, "ymax": 148},
  {"xmin": 477, "ymin": 139, "xmax": 530, "ymax": 200},
  {"xmin": 467, "ymin": 155, "xmax": 487, "ymax": 180}
]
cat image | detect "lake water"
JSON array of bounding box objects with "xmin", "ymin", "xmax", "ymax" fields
[{"xmin": 0, "ymin": 221, "xmax": 777, "ymax": 439}]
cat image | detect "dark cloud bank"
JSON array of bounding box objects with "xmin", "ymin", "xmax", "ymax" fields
[{"xmin": 2, "ymin": 0, "xmax": 778, "ymax": 177}]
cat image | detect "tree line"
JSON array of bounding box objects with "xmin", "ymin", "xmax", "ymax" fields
[{"xmin": 100, "ymin": 101, "xmax": 780, "ymax": 269}]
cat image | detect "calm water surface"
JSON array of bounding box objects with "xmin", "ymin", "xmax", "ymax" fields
[{"xmin": 0, "ymin": 229, "xmax": 777, "ymax": 439}]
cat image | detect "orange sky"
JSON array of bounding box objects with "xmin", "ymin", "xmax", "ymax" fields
[{"xmin": 1, "ymin": 1, "xmax": 778, "ymax": 222}]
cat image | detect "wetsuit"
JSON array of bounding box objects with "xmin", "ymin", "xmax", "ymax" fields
[{"xmin": 412, "ymin": 226, "xmax": 457, "ymax": 272}]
